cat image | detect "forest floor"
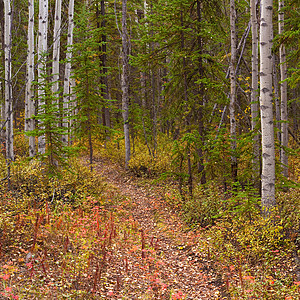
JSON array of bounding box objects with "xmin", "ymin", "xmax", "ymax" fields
[
  {"xmin": 89, "ymin": 156, "xmax": 225, "ymax": 299},
  {"xmin": 1, "ymin": 154, "xmax": 299, "ymax": 299}
]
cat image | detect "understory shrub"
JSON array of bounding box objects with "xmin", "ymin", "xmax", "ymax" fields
[{"xmin": 1, "ymin": 155, "xmax": 108, "ymax": 210}]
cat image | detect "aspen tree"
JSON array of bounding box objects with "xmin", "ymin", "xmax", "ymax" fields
[
  {"xmin": 229, "ymin": 0, "xmax": 237, "ymax": 180},
  {"xmin": 121, "ymin": 0, "xmax": 130, "ymax": 169},
  {"xmin": 0, "ymin": 1, "xmax": 4, "ymax": 142},
  {"xmin": 260, "ymin": 0, "xmax": 276, "ymax": 211},
  {"xmin": 62, "ymin": 0, "xmax": 74, "ymax": 145},
  {"xmin": 278, "ymin": 0, "xmax": 288, "ymax": 179},
  {"xmin": 52, "ymin": 0, "xmax": 62, "ymax": 105},
  {"xmin": 250, "ymin": 0, "xmax": 260, "ymax": 184},
  {"xmin": 4, "ymin": 0, "xmax": 14, "ymax": 163},
  {"xmin": 25, "ymin": 0, "xmax": 36, "ymax": 157},
  {"xmin": 37, "ymin": 0, "xmax": 48, "ymax": 154}
]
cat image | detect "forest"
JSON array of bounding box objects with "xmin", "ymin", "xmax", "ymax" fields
[{"xmin": 0, "ymin": 0, "xmax": 299, "ymax": 298}]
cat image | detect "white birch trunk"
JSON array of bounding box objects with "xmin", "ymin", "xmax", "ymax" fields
[
  {"xmin": 37, "ymin": 0, "xmax": 48, "ymax": 154},
  {"xmin": 4, "ymin": 0, "xmax": 14, "ymax": 161},
  {"xmin": 121, "ymin": 0, "xmax": 130, "ymax": 169},
  {"xmin": 229, "ymin": 0, "xmax": 237, "ymax": 179},
  {"xmin": 260, "ymin": 0, "xmax": 276, "ymax": 210},
  {"xmin": 25, "ymin": 0, "xmax": 36, "ymax": 157},
  {"xmin": 62, "ymin": 0, "xmax": 74, "ymax": 145},
  {"xmin": 278, "ymin": 0, "xmax": 288, "ymax": 179},
  {"xmin": 250, "ymin": 0, "xmax": 260, "ymax": 182},
  {"xmin": 273, "ymin": 55, "xmax": 281, "ymax": 142},
  {"xmin": 52, "ymin": 0, "xmax": 62, "ymax": 104}
]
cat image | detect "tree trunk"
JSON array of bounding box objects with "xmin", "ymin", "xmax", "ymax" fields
[
  {"xmin": 121, "ymin": 0, "xmax": 130, "ymax": 169},
  {"xmin": 4, "ymin": 0, "xmax": 13, "ymax": 157},
  {"xmin": 229, "ymin": 0, "xmax": 237, "ymax": 181},
  {"xmin": 62, "ymin": 0, "xmax": 74, "ymax": 145},
  {"xmin": 273, "ymin": 55, "xmax": 281, "ymax": 142},
  {"xmin": 37, "ymin": 0, "xmax": 48, "ymax": 154},
  {"xmin": 250, "ymin": 0, "xmax": 260, "ymax": 187},
  {"xmin": 4, "ymin": 0, "xmax": 14, "ymax": 190},
  {"xmin": 260, "ymin": 0, "xmax": 276, "ymax": 211},
  {"xmin": 52, "ymin": 0, "xmax": 62, "ymax": 105},
  {"xmin": 150, "ymin": 2, "xmax": 157, "ymax": 157},
  {"xmin": 180, "ymin": 9, "xmax": 193, "ymax": 199},
  {"xmin": 25, "ymin": 0, "xmax": 36, "ymax": 157},
  {"xmin": 196, "ymin": 0, "xmax": 206, "ymax": 185},
  {"xmin": 278, "ymin": 0, "xmax": 288, "ymax": 180},
  {"xmin": 98, "ymin": 0, "xmax": 110, "ymax": 138},
  {"xmin": 0, "ymin": 0, "xmax": 5, "ymax": 143}
]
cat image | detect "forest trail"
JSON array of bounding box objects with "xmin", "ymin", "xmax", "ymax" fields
[{"xmin": 91, "ymin": 157, "xmax": 224, "ymax": 299}]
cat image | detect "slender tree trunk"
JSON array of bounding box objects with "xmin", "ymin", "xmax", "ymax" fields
[
  {"xmin": 196, "ymin": 0, "xmax": 206, "ymax": 185},
  {"xmin": 62, "ymin": 0, "xmax": 74, "ymax": 145},
  {"xmin": 273, "ymin": 55, "xmax": 281, "ymax": 142},
  {"xmin": 0, "ymin": 0, "xmax": 5, "ymax": 143},
  {"xmin": 278, "ymin": 0, "xmax": 288, "ymax": 179},
  {"xmin": 4, "ymin": 0, "xmax": 14, "ymax": 160},
  {"xmin": 98, "ymin": 1, "xmax": 110, "ymax": 138},
  {"xmin": 25, "ymin": 0, "xmax": 36, "ymax": 157},
  {"xmin": 260, "ymin": 0, "xmax": 276, "ymax": 211},
  {"xmin": 150, "ymin": 2, "xmax": 157, "ymax": 156},
  {"xmin": 52, "ymin": 0, "xmax": 62, "ymax": 105},
  {"xmin": 121, "ymin": 0, "xmax": 130, "ymax": 169},
  {"xmin": 229, "ymin": 0, "xmax": 237, "ymax": 181},
  {"xmin": 250, "ymin": 0, "xmax": 260, "ymax": 186},
  {"xmin": 180, "ymin": 9, "xmax": 193, "ymax": 198},
  {"xmin": 135, "ymin": 4, "xmax": 152, "ymax": 157},
  {"xmin": 4, "ymin": 0, "xmax": 13, "ymax": 190},
  {"xmin": 37, "ymin": 0, "xmax": 48, "ymax": 154}
]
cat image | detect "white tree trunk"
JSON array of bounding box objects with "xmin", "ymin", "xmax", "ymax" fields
[
  {"xmin": 278, "ymin": 0, "xmax": 288, "ymax": 179},
  {"xmin": 25, "ymin": 0, "xmax": 36, "ymax": 157},
  {"xmin": 250, "ymin": 0, "xmax": 260, "ymax": 183},
  {"xmin": 229, "ymin": 0, "xmax": 237, "ymax": 179},
  {"xmin": 121, "ymin": 0, "xmax": 130, "ymax": 169},
  {"xmin": 37, "ymin": 0, "xmax": 48, "ymax": 154},
  {"xmin": 4, "ymin": 0, "xmax": 14, "ymax": 161},
  {"xmin": 62, "ymin": 0, "xmax": 74, "ymax": 145},
  {"xmin": 260, "ymin": 0, "xmax": 276, "ymax": 211},
  {"xmin": 52, "ymin": 0, "xmax": 62, "ymax": 104},
  {"xmin": 273, "ymin": 55, "xmax": 281, "ymax": 142}
]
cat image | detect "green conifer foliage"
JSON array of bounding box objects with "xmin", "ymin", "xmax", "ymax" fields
[
  {"xmin": 29, "ymin": 56, "xmax": 71, "ymax": 177},
  {"xmin": 71, "ymin": 6, "xmax": 106, "ymax": 171}
]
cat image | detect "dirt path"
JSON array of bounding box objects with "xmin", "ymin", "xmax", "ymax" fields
[{"xmin": 92, "ymin": 157, "xmax": 224, "ymax": 300}]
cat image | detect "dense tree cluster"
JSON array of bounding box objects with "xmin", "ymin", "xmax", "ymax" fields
[{"xmin": 0, "ymin": 0, "xmax": 299, "ymax": 210}]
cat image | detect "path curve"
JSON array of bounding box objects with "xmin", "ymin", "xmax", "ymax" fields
[{"xmin": 92, "ymin": 157, "xmax": 224, "ymax": 299}]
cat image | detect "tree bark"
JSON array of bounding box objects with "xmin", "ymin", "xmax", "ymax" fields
[
  {"xmin": 250, "ymin": 0, "xmax": 260, "ymax": 186},
  {"xmin": 196, "ymin": 0, "xmax": 206, "ymax": 185},
  {"xmin": 260, "ymin": 0, "xmax": 276, "ymax": 211},
  {"xmin": 4, "ymin": 0, "xmax": 14, "ymax": 190},
  {"xmin": 121, "ymin": 0, "xmax": 130, "ymax": 169},
  {"xmin": 25, "ymin": 0, "xmax": 36, "ymax": 157},
  {"xmin": 229, "ymin": 0, "xmax": 237, "ymax": 181},
  {"xmin": 52, "ymin": 0, "xmax": 62, "ymax": 106},
  {"xmin": 278, "ymin": 0, "xmax": 288, "ymax": 179},
  {"xmin": 62, "ymin": 0, "xmax": 74, "ymax": 145},
  {"xmin": 180, "ymin": 9, "xmax": 193, "ymax": 199},
  {"xmin": 98, "ymin": 1, "xmax": 110, "ymax": 137},
  {"xmin": 37, "ymin": 0, "xmax": 48, "ymax": 154},
  {"xmin": 273, "ymin": 55, "xmax": 281, "ymax": 142}
]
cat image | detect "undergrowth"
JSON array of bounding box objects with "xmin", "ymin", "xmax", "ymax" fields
[
  {"xmin": 99, "ymin": 135, "xmax": 300, "ymax": 299},
  {"xmin": 0, "ymin": 154, "xmax": 180, "ymax": 299},
  {"xmin": 0, "ymin": 134, "xmax": 299, "ymax": 299}
]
